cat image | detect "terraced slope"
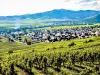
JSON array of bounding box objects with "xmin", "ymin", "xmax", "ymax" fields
[{"xmin": 0, "ymin": 36, "xmax": 100, "ymax": 75}]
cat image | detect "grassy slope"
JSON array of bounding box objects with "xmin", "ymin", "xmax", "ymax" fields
[
  {"xmin": 0, "ymin": 36, "xmax": 100, "ymax": 75},
  {"xmin": 0, "ymin": 36, "xmax": 100, "ymax": 55}
]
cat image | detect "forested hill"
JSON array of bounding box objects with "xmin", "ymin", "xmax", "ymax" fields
[
  {"xmin": 0, "ymin": 9, "xmax": 100, "ymax": 20},
  {"xmin": 83, "ymin": 14, "xmax": 100, "ymax": 23}
]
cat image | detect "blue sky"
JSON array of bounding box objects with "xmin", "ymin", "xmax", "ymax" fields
[{"xmin": 0, "ymin": 0, "xmax": 100, "ymax": 16}]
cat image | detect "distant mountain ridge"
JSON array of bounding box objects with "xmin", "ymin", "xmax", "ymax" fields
[
  {"xmin": 83, "ymin": 14, "xmax": 100, "ymax": 23},
  {"xmin": 0, "ymin": 9, "xmax": 100, "ymax": 20}
]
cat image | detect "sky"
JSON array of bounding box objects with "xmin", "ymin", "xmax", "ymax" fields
[{"xmin": 0, "ymin": 0, "xmax": 100, "ymax": 16}]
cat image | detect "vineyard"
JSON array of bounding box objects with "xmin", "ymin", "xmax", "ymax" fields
[{"xmin": 0, "ymin": 36, "xmax": 100, "ymax": 75}]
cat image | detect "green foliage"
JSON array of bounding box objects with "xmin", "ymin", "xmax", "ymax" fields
[
  {"xmin": 0, "ymin": 36, "xmax": 100, "ymax": 75},
  {"xmin": 52, "ymin": 47, "xmax": 57, "ymax": 49},
  {"xmin": 8, "ymin": 50, "xmax": 13, "ymax": 54},
  {"xmin": 68, "ymin": 42, "xmax": 76, "ymax": 47},
  {"xmin": 83, "ymin": 39, "xmax": 94, "ymax": 43}
]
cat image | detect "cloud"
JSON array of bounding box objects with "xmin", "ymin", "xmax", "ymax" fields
[
  {"xmin": 0, "ymin": 0, "xmax": 99, "ymax": 16},
  {"xmin": 77, "ymin": 0, "xmax": 95, "ymax": 3},
  {"xmin": 64, "ymin": 0, "xmax": 100, "ymax": 10}
]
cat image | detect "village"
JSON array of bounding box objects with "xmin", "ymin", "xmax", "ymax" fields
[{"xmin": 0, "ymin": 25, "xmax": 100, "ymax": 45}]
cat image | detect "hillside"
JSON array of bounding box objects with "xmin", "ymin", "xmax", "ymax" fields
[
  {"xmin": 0, "ymin": 36, "xmax": 100, "ymax": 75},
  {"xmin": 83, "ymin": 14, "xmax": 100, "ymax": 23},
  {"xmin": 0, "ymin": 9, "xmax": 100, "ymax": 20}
]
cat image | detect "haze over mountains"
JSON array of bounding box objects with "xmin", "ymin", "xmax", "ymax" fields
[{"xmin": 0, "ymin": 9, "xmax": 100, "ymax": 23}]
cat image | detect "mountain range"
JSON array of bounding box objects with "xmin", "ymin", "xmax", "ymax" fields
[
  {"xmin": 83, "ymin": 14, "xmax": 100, "ymax": 23},
  {"xmin": 0, "ymin": 9, "xmax": 100, "ymax": 23}
]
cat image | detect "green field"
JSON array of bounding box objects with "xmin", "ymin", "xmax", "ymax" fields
[
  {"xmin": 0, "ymin": 20, "xmax": 100, "ymax": 29},
  {"xmin": 0, "ymin": 36, "xmax": 100, "ymax": 75}
]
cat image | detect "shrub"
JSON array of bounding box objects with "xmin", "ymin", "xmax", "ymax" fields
[
  {"xmin": 8, "ymin": 50, "xmax": 13, "ymax": 54},
  {"xmin": 84, "ymin": 39, "xmax": 94, "ymax": 43},
  {"xmin": 46, "ymin": 48, "xmax": 50, "ymax": 50},
  {"xmin": 27, "ymin": 41, "xmax": 32, "ymax": 45},
  {"xmin": 52, "ymin": 47, "xmax": 56, "ymax": 49},
  {"xmin": 68, "ymin": 42, "xmax": 76, "ymax": 47},
  {"xmin": 88, "ymin": 39, "xmax": 94, "ymax": 42},
  {"xmin": 32, "ymin": 49, "xmax": 35, "ymax": 52}
]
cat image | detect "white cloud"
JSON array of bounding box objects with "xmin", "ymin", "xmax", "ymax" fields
[
  {"xmin": 64, "ymin": 0, "xmax": 100, "ymax": 10},
  {"xmin": 0, "ymin": 0, "xmax": 99, "ymax": 16}
]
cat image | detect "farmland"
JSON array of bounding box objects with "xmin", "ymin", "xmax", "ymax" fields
[
  {"xmin": 0, "ymin": 35, "xmax": 100, "ymax": 75},
  {"xmin": 0, "ymin": 3, "xmax": 100, "ymax": 75},
  {"xmin": 0, "ymin": 23, "xmax": 100, "ymax": 75}
]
